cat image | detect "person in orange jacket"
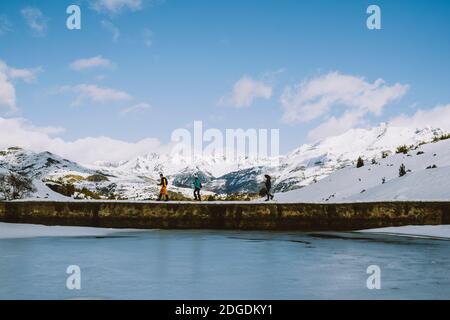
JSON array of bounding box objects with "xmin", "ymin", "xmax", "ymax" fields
[{"xmin": 157, "ymin": 173, "xmax": 169, "ymax": 201}]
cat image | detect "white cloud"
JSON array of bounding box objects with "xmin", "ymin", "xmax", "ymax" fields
[
  {"xmin": 70, "ymin": 56, "xmax": 114, "ymax": 71},
  {"xmin": 0, "ymin": 60, "xmax": 42, "ymax": 83},
  {"xmin": 91, "ymin": 0, "xmax": 165, "ymax": 14},
  {"xmin": 60, "ymin": 84, "xmax": 132, "ymax": 106},
  {"xmin": 34, "ymin": 126, "xmax": 66, "ymax": 135},
  {"xmin": 390, "ymin": 104, "xmax": 450, "ymax": 132},
  {"xmin": 0, "ymin": 72, "xmax": 16, "ymax": 112},
  {"xmin": 143, "ymin": 28, "xmax": 153, "ymax": 47},
  {"xmin": 0, "ymin": 15, "xmax": 12, "ymax": 36},
  {"xmin": 21, "ymin": 7, "xmax": 48, "ymax": 37},
  {"xmin": 6, "ymin": 67, "xmax": 42, "ymax": 83},
  {"xmin": 0, "ymin": 117, "xmax": 161, "ymax": 164},
  {"xmin": 120, "ymin": 102, "xmax": 152, "ymax": 115},
  {"xmin": 280, "ymin": 72, "xmax": 409, "ymax": 123},
  {"xmin": 0, "ymin": 60, "xmax": 42, "ymax": 112},
  {"xmin": 101, "ymin": 20, "xmax": 120, "ymax": 42},
  {"xmin": 307, "ymin": 111, "xmax": 366, "ymax": 142},
  {"xmin": 219, "ymin": 75, "xmax": 273, "ymax": 108},
  {"xmin": 92, "ymin": 0, "xmax": 144, "ymax": 14}
]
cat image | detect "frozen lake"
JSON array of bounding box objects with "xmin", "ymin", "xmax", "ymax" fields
[{"xmin": 0, "ymin": 228, "xmax": 449, "ymax": 299}]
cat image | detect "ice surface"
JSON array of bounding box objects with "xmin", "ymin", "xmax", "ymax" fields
[{"xmin": 0, "ymin": 228, "xmax": 449, "ymax": 299}]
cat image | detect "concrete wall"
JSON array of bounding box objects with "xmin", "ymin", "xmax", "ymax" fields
[{"xmin": 0, "ymin": 201, "xmax": 449, "ymax": 231}]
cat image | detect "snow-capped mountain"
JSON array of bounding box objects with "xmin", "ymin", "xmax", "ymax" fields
[
  {"xmin": 0, "ymin": 147, "xmax": 93, "ymax": 178},
  {"xmin": 0, "ymin": 147, "xmax": 207, "ymax": 201},
  {"xmin": 0, "ymin": 123, "xmax": 446, "ymax": 201},
  {"xmin": 271, "ymin": 123, "xmax": 444, "ymax": 192},
  {"xmin": 0, "ymin": 147, "xmax": 95, "ymax": 200},
  {"xmin": 276, "ymin": 135, "xmax": 450, "ymax": 203},
  {"xmin": 96, "ymin": 123, "xmax": 444, "ymax": 195}
]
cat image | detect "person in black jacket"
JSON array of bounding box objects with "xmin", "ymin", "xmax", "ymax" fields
[{"xmin": 264, "ymin": 175, "xmax": 274, "ymax": 201}]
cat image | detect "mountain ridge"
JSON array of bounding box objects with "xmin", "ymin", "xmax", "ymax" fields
[{"xmin": 0, "ymin": 123, "xmax": 446, "ymax": 201}]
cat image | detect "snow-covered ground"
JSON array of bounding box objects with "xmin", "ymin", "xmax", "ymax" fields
[
  {"xmin": 358, "ymin": 225, "xmax": 450, "ymax": 240},
  {"xmin": 1, "ymin": 123, "xmax": 446, "ymax": 201},
  {"xmin": 276, "ymin": 137, "xmax": 450, "ymax": 203},
  {"xmin": 0, "ymin": 147, "xmax": 201, "ymax": 201},
  {"xmin": 0, "ymin": 222, "xmax": 448, "ymax": 241},
  {"xmin": 271, "ymin": 124, "xmax": 442, "ymax": 191},
  {"xmin": 0, "ymin": 222, "xmax": 142, "ymax": 239},
  {"xmin": 30, "ymin": 179, "xmax": 72, "ymax": 201}
]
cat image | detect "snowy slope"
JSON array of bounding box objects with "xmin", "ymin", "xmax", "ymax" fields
[
  {"xmin": 96, "ymin": 152, "xmax": 269, "ymax": 179},
  {"xmin": 1, "ymin": 123, "xmax": 447, "ymax": 201},
  {"xmin": 0, "ymin": 147, "xmax": 204, "ymax": 200},
  {"xmin": 95, "ymin": 151, "xmax": 276, "ymax": 194},
  {"xmin": 277, "ymin": 137, "xmax": 450, "ymax": 203},
  {"xmin": 0, "ymin": 147, "xmax": 94, "ymax": 179},
  {"xmin": 272, "ymin": 124, "xmax": 442, "ymax": 191},
  {"xmin": 0, "ymin": 147, "xmax": 94, "ymax": 200},
  {"xmin": 95, "ymin": 123, "xmax": 443, "ymax": 195}
]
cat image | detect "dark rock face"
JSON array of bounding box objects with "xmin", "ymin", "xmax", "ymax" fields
[
  {"xmin": 211, "ymin": 167, "xmax": 265, "ymax": 194},
  {"xmin": 1, "ymin": 201, "xmax": 449, "ymax": 231},
  {"xmin": 170, "ymin": 167, "xmax": 265, "ymax": 194},
  {"xmin": 170, "ymin": 170, "xmax": 214, "ymax": 189}
]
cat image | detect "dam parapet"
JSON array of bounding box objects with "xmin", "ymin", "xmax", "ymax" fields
[{"xmin": 1, "ymin": 201, "xmax": 449, "ymax": 231}]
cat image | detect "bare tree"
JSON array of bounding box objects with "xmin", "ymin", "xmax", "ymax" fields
[{"xmin": 0, "ymin": 173, "xmax": 35, "ymax": 200}]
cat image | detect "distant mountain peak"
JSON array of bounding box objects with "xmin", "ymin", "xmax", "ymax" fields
[{"xmin": 1, "ymin": 123, "xmax": 446, "ymax": 200}]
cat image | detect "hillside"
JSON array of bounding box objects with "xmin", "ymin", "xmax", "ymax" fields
[
  {"xmin": 96, "ymin": 123, "xmax": 443, "ymax": 195},
  {"xmin": 0, "ymin": 147, "xmax": 193, "ymax": 200},
  {"xmin": 276, "ymin": 135, "xmax": 450, "ymax": 203},
  {"xmin": 0, "ymin": 123, "xmax": 448, "ymax": 201}
]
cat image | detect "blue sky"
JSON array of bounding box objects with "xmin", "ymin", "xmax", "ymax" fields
[{"xmin": 0, "ymin": 0, "xmax": 450, "ymax": 162}]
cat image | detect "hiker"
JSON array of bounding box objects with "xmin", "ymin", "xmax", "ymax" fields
[
  {"xmin": 193, "ymin": 175, "xmax": 202, "ymax": 201},
  {"xmin": 157, "ymin": 173, "xmax": 169, "ymax": 201},
  {"xmin": 264, "ymin": 174, "xmax": 274, "ymax": 201}
]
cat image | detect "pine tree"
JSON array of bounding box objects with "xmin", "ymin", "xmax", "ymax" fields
[
  {"xmin": 396, "ymin": 145, "xmax": 410, "ymax": 154},
  {"xmin": 356, "ymin": 156, "xmax": 364, "ymax": 168},
  {"xmin": 399, "ymin": 163, "xmax": 407, "ymax": 177}
]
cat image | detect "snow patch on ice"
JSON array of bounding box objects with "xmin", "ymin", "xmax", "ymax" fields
[
  {"xmin": 358, "ymin": 225, "xmax": 450, "ymax": 240},
  {"xmin": 0, "ymin": 222, "xmax": 144, "ymax": 239}
]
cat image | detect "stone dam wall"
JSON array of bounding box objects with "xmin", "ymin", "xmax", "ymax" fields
[{"xmin": 0, "ymin": 201, "xmax": 449, "ymax": 231}]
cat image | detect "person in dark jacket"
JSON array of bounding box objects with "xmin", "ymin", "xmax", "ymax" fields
[
  {"xmin": 264, "ymin": 174, "xmax": 274, "ymax": 201},
  {"xmin": 193, "ymin": 175, "xmax": 202, "ymax": 201},
  {"xmin": 157, "ymin": 173, "xmax": 169, "ymax": 201}
]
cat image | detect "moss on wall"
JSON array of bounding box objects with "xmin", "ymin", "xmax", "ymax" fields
[{"xmin": 0, "ymin": 201, "xmax": 448, "ymax": 231}]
